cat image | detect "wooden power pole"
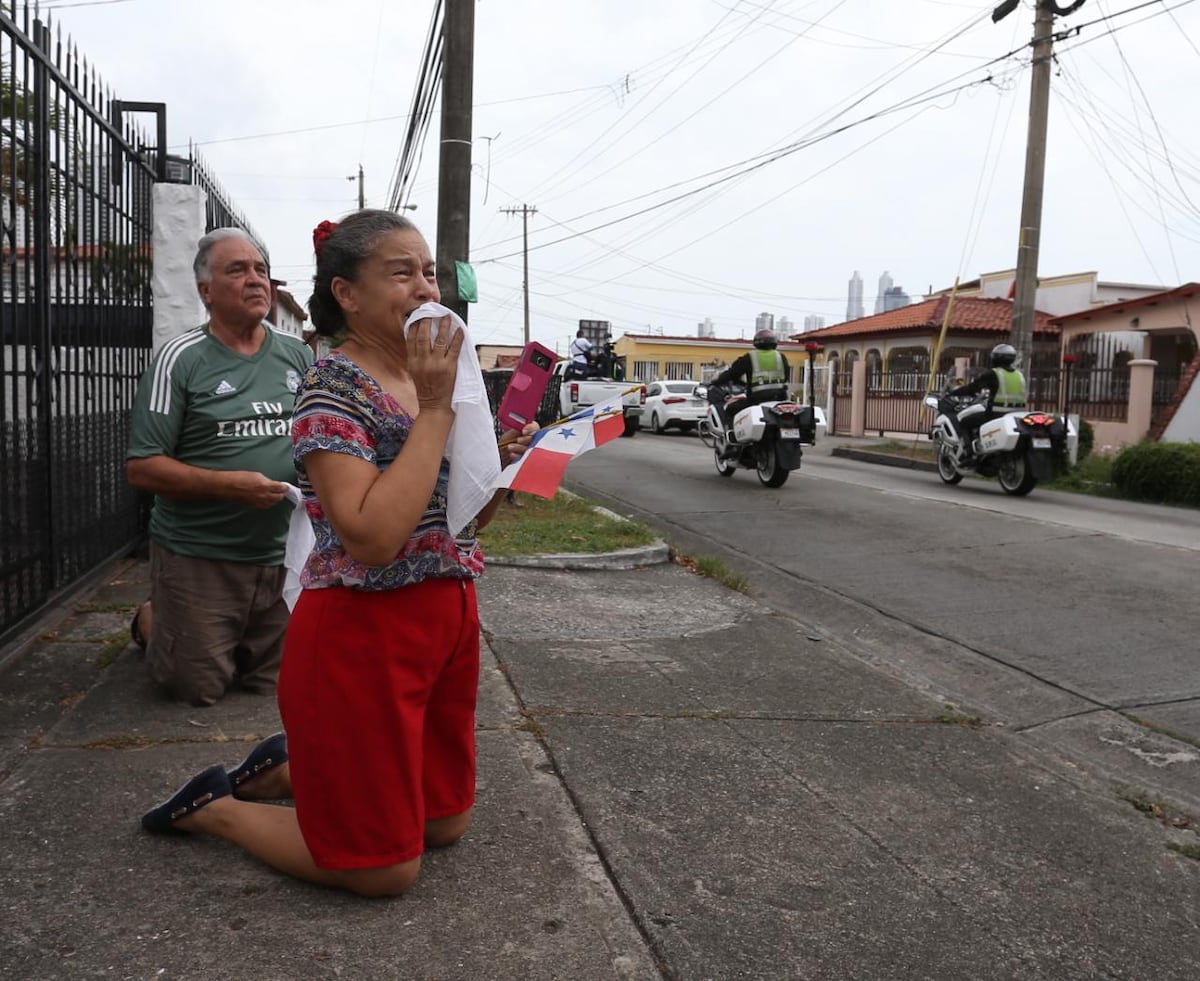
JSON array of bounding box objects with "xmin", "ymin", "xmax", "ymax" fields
[
  {"xmin": 436, "ymin": 0, "xmax": 475, "ymax": 323},
  {"xmin": 501, "ymin": 204, "xmax": 537, "ymax": 344},
  {"xmin": 996, "ymin": 0, "xmax": 1087, "ymax": 365}
]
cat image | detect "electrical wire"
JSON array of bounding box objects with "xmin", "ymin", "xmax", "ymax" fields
[
  {"xmin": 474, "ymin": 67, "xmax": 1014, "ymax": 265},
  {"xmin": 538, "ymin": 0, "xmax": 855, "ymax": 209},
  {"xmin": 387, "ymin": 0, "xmax": 443, "ymax": 211},
  {"xmin": 475, "ymin": 4, "xmax": 1011, "ymax": 255},
  {"xmin": 520, "ymin": 0, "xmax": 772, "ymax": 204}
]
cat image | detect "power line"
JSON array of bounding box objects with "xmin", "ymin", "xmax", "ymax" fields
[
  {"xmin": 172, "ymin": 85, "xmax": 613, "ymax": 150},
  {"xmin": 475, "ymin": 68, "xmax": 1013, "ymax": 264},
  {"xmin": 387, "ymin": 0, "xmax": 443, "ymax": 211},
  {"xmin": 476, "ymin": 5, "xmax": 1011, "ymax": 255}
]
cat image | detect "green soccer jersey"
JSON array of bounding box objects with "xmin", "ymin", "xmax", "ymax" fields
[{"xmin": 128, "ymin": 323, "xmax": 313, "ymax": 565}]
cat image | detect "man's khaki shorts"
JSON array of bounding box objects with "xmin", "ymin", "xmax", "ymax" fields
[{"xmin": 145, "ymin": 542, "xmax": 289, "ymax": 707}]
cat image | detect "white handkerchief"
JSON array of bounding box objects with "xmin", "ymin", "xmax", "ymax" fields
[
  {"xmin": 404, "ymin": 302, "xmax": 501, "ymax": 536},
  {"xmin": 282, "ymin": 483, "xmax": 314, "ymax": 612}
]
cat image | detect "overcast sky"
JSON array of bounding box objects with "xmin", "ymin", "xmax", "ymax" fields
[{"xmin": 43, "ymin": 0, "xmax": 1200, "ymax": 353}]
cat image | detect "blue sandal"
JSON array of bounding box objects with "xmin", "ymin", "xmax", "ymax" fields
[
  {"xmin": 227, "ymin": 732, "xmax": 288, "ymax": 796},
  {"xmin": 141, "ymin": 765, "xmax": 231, "ymax": 833}
]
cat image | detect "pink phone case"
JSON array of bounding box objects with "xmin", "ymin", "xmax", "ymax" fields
[{"xmin": 498, "ymin": 341, "xmax": 558, "ymax": 431}]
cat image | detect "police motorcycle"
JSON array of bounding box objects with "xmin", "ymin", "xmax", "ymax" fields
[
  {"xmin": 696, "ymin": 382, "xmax": 817, "ymax": 487},
  {"xmin": 923, "ymin": 355, "xmax": 1077, "ymax": 497}
]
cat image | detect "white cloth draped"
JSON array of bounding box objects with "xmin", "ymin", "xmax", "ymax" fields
[{"xmin": 404, "ymin": 302, "xmax": 501, "ymax": 536}]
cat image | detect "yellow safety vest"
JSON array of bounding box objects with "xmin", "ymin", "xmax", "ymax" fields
[
  {"xmin": 750, "ymin": 349, "xmax": 786, "ymax": 388},
  {"xmin": 993, "ymin": 367, "xmax": 1027, "ymax": 408}
]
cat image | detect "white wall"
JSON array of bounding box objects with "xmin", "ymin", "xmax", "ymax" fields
[
  {"xmin": 1162, "ymin": 383, "xmax": 1200, "ymax": 443},
  {"xmin": 151, "ymin": 183, "xmax": 206, "ymax": 354}
]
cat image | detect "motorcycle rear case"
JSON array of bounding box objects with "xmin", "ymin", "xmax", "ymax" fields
[
  {"xmin": 732, "ymin": 403, "xmax": 767, "ymax": 443},
  {"xmin": 978, "ymin": 411, "xmax": 1081, "ymax": 462},
  {"xmin": 731, "ymin": 402, "xmax": 813, "ymax": 445},
  {"xmin": 977, "ymin": 414, "xmax": 1023, "ymax": 454}
]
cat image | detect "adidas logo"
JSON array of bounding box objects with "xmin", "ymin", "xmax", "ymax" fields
[{"xmin": 214, "ymin": 380, "xmax": 237, "ymax": 395}]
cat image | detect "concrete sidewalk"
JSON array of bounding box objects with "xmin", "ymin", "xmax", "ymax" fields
[{"xmin": 1, "ymin": 551, "xmax": 1198, "ymax": 980}]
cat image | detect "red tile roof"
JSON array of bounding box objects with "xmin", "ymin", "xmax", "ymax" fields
[{"xmin": 793, "ymin": 297, "xmax": 1056, "ymax": 341}]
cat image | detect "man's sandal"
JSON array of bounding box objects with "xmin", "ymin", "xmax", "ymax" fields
[
  {"xmin": 129, "ymin": 606, "xmax": 147, "ymax": 651},
  {"xmin": 227, "ymin": 732, "xmax": 288, "ymax": 797},
  {"xmin": 141, "ymin": 765, "xmax": 231, "ymax": 833}
]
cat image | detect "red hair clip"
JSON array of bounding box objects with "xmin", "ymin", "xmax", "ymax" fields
[{"xmin": 312, "ymin": 220, "xmax": 338, "ymax": 258}]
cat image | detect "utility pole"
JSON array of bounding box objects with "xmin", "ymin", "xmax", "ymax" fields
[
  {"xmin": 995, "ymin": 0, "xmax": 1086, "ymax": 364},
  {"xmin": 348, "ymin": 164, "xmax": 364, "ymax": 208},
  {"xmin": 346, "ymin": 164, "xmax": 365, "ymax": 208},
  {"xmin": 501, "ymin": 204, "xmax": 537, "ymax": 344},
  {"xmin": 437, "ymin": 0, "xmax": 475, "ymax": 323}
]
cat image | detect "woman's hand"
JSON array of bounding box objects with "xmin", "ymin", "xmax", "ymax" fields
[
  {"xmin": 500, "ymin": 422, "xmax": 539, "ymax": 467},
  {"xmin": 407, "ymin": 316, "xmax": 463, "ymax": 412}
]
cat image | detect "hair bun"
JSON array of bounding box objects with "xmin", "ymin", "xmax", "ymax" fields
[{"xmin": 312, "ymin": 220, "xmax": 338, "ymax": 258}]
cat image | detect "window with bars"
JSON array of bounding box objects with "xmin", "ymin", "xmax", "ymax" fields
[
  {"xmin": 663, "ymin": 361, "xmax": 694, "ymax": 380},
  {"xmin": 632, "ymin": 360, "xmax": 659, "ymax": 381}
]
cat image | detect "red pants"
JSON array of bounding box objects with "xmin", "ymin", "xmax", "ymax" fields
[{"xmin": 278, "ymin": 577, "xmax": 480, "ymax": 869}]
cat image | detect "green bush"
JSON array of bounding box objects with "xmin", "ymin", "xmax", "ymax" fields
[
  {"xmin": 1076, "ymin": 418, "xmax": 1095, "ymax": 462},
  {"xmin": 1110, "ymin": 441, "xmax": 1200, "ymax": 506}
]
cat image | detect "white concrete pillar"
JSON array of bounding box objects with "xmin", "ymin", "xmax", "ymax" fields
[
  {"xmin": 152, "ymin": 184, "xmax": 206, "ymax": 354},
  {"xmin": 850, "ymin": 359, "xmax": 867, "ymax": 437},
  {"xmin": 1127, "ymin": 359, "xmax": 1158, "ymax": 441},
  {"xmin": 953, "ymin": 357, "xmax": 970, "ymax": 386}
]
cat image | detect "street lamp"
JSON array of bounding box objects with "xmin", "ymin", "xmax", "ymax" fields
[
  {"xmin": 804, "ymin": 342, "xmax": 823, "ymax": 407},
  {"xmin": 1062, "ymin": 352, "xmax": 1077, "ymax": 419},
  {"xmin": 399, "ymin": 204, "xmax": 418, "ymax": 212}
]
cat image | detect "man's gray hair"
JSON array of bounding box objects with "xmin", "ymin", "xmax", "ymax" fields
[{"xmin": 193, "ymin": 227, "xmax": 260, "ymax": 284}]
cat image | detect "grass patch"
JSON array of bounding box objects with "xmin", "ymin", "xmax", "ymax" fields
[
  {"xmin": 932, "ymin": 704, "xmax": 982, "ymax": 727},
  {"xmin": 673, "ymin": 552, "xmax": 750, "ymax": 593},
  {"xmin": 478, "ymin": 492, "xmax": 658, "ymax": 556},
  {"xmin": 869, "ymin": 439, "xmax": 938, "ymax": 463},
  {"xmin": 1124, "ymin": 715, "xmax": 1200, "ymax": 751},
  {"xmin": 74, "ymin": 600, "xmax": 137, "ymax": 615},
  {"xmin": 1168, "ymin": 842, "xmax": 1200, "ymax": 861},
  {"xmin": 1047, "ymin": 452, "xmax": 1117, "ymax": 496},
  {"xmin": 1117, "ymin": 790, "xmax": 1194, "ymax": 829},
  {"xmin": 514, "ymin": 712, "xmax": 547, "ymax": 740},
  {"xmin": 95, "ymin": 630, "xmax": 130, "ymax": 669}
]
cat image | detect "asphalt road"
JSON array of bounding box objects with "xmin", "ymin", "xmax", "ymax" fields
[{"xmin": 565, "ymin": 431, "xmax": 1200, "ymax": 773}]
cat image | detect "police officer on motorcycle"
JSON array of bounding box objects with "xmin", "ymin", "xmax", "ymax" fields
[
  {"xmin": 709, "ymin": 328, "xmax": 791, "ymax": 432},
  {"xmin": 947, "ymin": 343, "xmax": 1028, "ymax": 452}
]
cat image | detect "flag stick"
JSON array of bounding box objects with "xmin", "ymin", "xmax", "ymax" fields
[{"xmin": 497, "ymin": 385, "xmax": 641, "ymax": 448}]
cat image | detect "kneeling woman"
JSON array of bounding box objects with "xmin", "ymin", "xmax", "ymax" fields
[{"xmin": 141, "ymin": 210, "xmax": 535, "ymax": 897}]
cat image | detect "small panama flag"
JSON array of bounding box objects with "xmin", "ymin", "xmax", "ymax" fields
[{"xmin": 493, "ymin": 396, "xmax": 626, "ymax": 499}]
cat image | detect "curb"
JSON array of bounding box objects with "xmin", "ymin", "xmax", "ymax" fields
[
  {"xmin": 486, "ymin": 541, "xmax": 670, "ymax": 570},
  {"xmin": 486, "ymin": 497, "xmax": 671, "ymax": 571},
  {"xmin": 831, "ymin": 446, "xmax": 939, "ymax": 473}
]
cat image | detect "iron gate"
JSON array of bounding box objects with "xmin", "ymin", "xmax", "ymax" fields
[{"xmin": 1, "ymin": 6, "xmax": 155, "ymax": 642}]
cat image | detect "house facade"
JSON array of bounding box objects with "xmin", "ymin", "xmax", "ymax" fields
[
  {"xmin": 611, "ymin": 333, "xmax": 821, "ymax": 389},
  {"xmin": 793, "ymin": 295, "xmax": 1058, "ymax": 385},
  {"xmin": 927, "ymin": 269, "xmax": 1165, "ymax": 316},
  {"xmin": 1052, "ymin": 283, "xmax": 1200, "ymax": 445}
]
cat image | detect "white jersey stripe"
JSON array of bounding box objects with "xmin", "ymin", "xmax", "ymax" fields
[{"xmin": 150, "ymin": 329, "xmax": 206, "ymax": 415}]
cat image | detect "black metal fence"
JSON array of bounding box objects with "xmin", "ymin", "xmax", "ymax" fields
[{"xmin": 0, "ymin": 5, "xmax": 261, "ymax": 644}]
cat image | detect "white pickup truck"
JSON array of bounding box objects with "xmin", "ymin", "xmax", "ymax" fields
[{"xmin": 553, "ymin": 361, "xmax": 645, "ymax": 437}]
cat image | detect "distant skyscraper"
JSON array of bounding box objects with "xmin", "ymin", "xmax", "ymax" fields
[
  {"xmin": 697, "ymin": 317, "xmax": 716, "ymax": 338},
  {"xmin": 882, "ymin": 285, "xmax": 912, "ymax": 312},
  {"xmin": 875, "ymin": 271, "xmax": 894, "ymax": 314},
  {"xmin": 846, "ymin": 271, "xmax": 865, "ymax": 322},
  {"xmin": 776, "ymin": 316, "xmax": 793, "ymax": 339},
  {"xmin": 755, "ymin": 312, "xmax": 775, "ymax": 334},
  {"xmin": 803, "ymin": 314, "xmax": 825, "ymax": 333}
]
